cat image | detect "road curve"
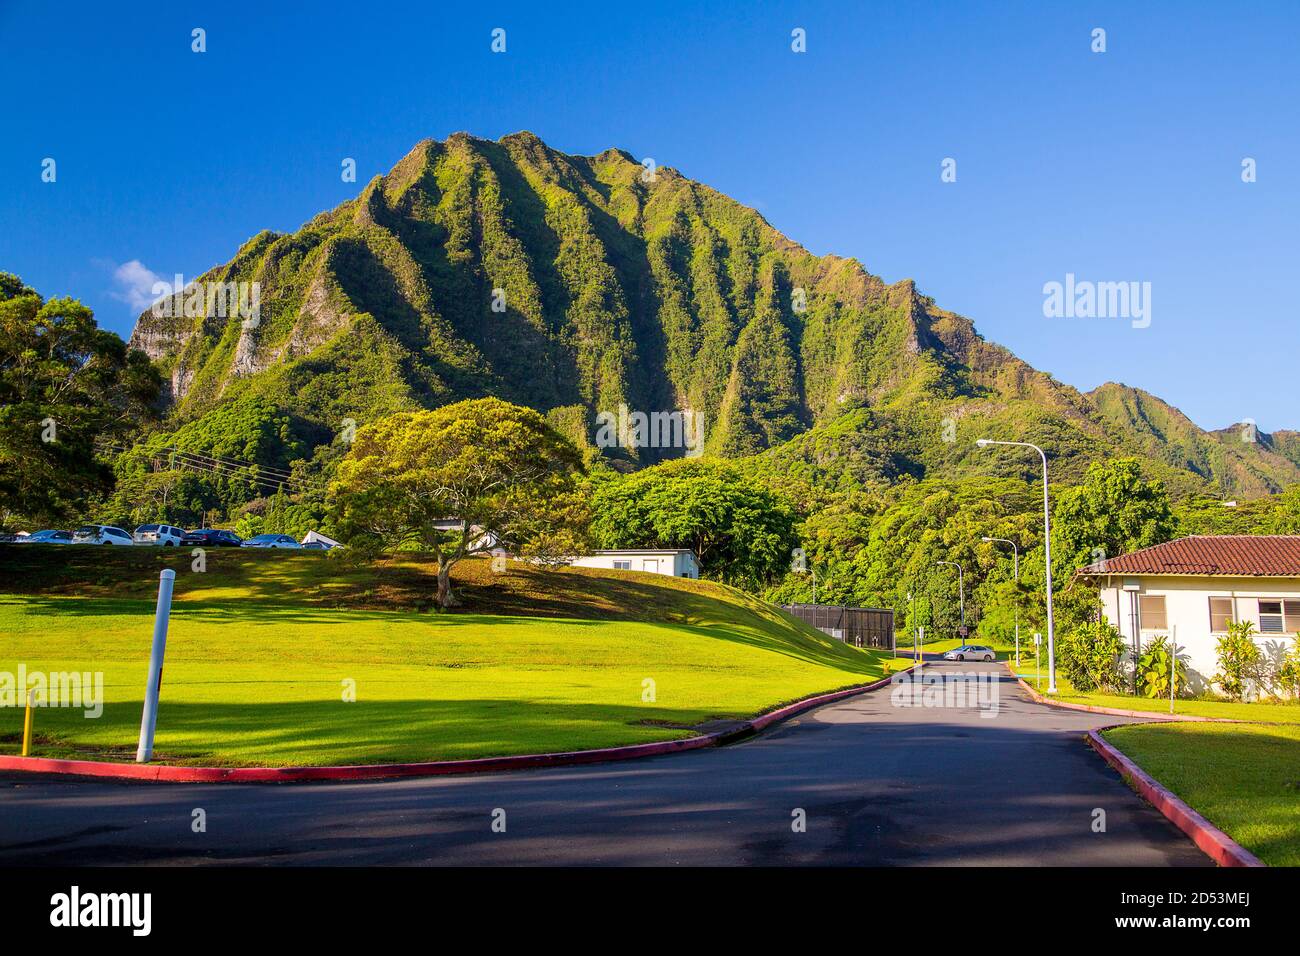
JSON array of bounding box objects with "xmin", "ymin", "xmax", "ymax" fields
[{"xmin": 0, "ymin": 660, "xmax": 1209, "ymax": 866}]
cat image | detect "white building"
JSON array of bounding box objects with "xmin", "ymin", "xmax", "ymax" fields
[
  {"xmin": 300, "ymin": 530, "xmax": 342, "ymax": 548},
  {"xmin": 1078, "ymin": 536, "xmax": 1300, "ymax": 694},
  {"xmin": 431, "ymin": 518, "xmax": 500, "ymax": 552},
  {"xmin": 571, "ymin": 549, "xmax": 700, "ymax": 579}
]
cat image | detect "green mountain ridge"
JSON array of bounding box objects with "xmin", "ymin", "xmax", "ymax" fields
[{"xmin": 128, "ymin": 130, "xmax": 1298, "ymax": 497}]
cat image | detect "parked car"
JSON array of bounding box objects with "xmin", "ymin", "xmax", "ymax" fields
[
  {"xmin": 181, "ymin": 528, "xmax": 243, "ymax": 548},
  {"xmin": 20, "ymin": 529, "xmax": 74, "ymax": 545},
  {"xmin": 943, "ymin": 644, "xmax": 996, "ymax": 662},
  {"xmin": 240, "ymin": 533, "xmax": 301, "ymax": 549},
  {"xmin": 133, "ymin": 523, "xmax": 186, "ymax": 546},
  {"xmin": 300, "ymin": 541, "xmax": 334, "ymax": 550},
  {"xmin": 73, "ymin": 525, "xmax": 134, "ymax": 545}
]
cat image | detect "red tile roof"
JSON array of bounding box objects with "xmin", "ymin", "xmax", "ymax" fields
[{"xmin": 1077, "ymin": 536, "xmax": 1300, "ymax": 578}]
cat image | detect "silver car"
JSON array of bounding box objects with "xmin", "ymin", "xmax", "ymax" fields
[
  {"xmin": 20, "ymin": 529, "xmax": 74, "ymax": 544},
  {"xmin": 943, "ymin": 644, "xmax": 996, "ymax": 662}
]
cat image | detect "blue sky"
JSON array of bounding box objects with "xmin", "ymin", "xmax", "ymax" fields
[{"xmin": 2, "ymin": 1, "xmax": 1296, "ymax": 430}]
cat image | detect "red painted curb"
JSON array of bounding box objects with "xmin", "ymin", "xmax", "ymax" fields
[
  {"xmin": 0, "ymin": 664, "xmax": 915, "ymax": 784},
  {"xmin": 1002, "ymin": 661, "xmax": 1235, "ymax": 722},
  {"xmin": 1087, "ymin": 726, "xmax": 1265, "ymax": 868}
]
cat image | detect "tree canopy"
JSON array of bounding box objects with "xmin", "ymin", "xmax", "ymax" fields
[
  {"xmin": 589, "ymin": 458, "xmax": 799, "ymax": 590},
  {"xmin": 330, "ymin": 398, "xmax": 588, "ymax": 606},
  {"xmin": 1051, "ymin": 457, "xmax": 1177, "ymax": 574},
  {"xmin": 0, "ymin": 273, "xmax": 160, "ymax": 526}
]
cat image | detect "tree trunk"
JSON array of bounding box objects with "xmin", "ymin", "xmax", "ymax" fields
[{"xmin": 435, "ymin": 557, "xmax": 460, "ymax": 608}]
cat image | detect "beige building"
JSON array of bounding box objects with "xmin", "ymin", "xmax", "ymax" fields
[{"xmin": 1078, "ymin": 536, "xmax": 1300, "ymax": 694}]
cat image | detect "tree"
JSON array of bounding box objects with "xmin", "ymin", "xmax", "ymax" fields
[
  {"xmin": 589, "ymin": 458, "xmax": 799, "ymax": 590},
  {"xmin": 1136, "ymin": 633, "xmax": 1187, "ymax": 699},
  {"xmin": 330, "ymin": 398, "xmax": 588, "ymax": 607},
  {"xmin": 1214, "ymin": 620, "xmax": 1264, "ymax": 701},
  {"xmin": 0, "ymin": 274, "xmax": 161, "ymax": 526},
  {"xmin": 106, "ymin": 398, "xmax": 307, "ymax": 527},
  {"xmin": 1052, "ymin": 458, "xmax": 1176, "ymax": 575},
  {"xmin": 1057, "ymin": 620, "xmax": 1126, "ymax": 692}
]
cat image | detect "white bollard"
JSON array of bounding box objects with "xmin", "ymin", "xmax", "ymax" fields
[{"xmin": 136, "ymin": 569, "xmax": 176, "ymax": 763}]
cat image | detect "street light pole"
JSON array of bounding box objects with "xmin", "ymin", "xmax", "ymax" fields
[
  {"xmin": 935, "ymin": 560, "xmax": 965, "ymax": 631},
  {"xmin": 983, "ymin": 536, "xmax": 1020, "ymax": 666},
  {"xmin": 977, "ymin": 439, "xmax": 1056, "ymax": 693}
]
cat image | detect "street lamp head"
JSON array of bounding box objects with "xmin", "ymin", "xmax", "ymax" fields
[
  {"xmin": 975, "ymin": 438, "xmax": 991, "ymax": 447},
  {"xmin": 980, "ymin": 536, "xmax": 992, "ymax": 542}
]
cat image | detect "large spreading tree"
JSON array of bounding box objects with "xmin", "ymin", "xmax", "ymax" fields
[
  {"xmin": 0, "ymin": 273, "xmax": 160, "ymax": 527},
  {"xmin": 330, "ymin": 398, "xmax": 589, "ymax": 607},
  {"xmin": 589, "ymin": 458, "xmax": 799, "ymax": 589},
  {"xmin": 1052, "ymin": 457, "xmax": 1177, "ymax": 574}
]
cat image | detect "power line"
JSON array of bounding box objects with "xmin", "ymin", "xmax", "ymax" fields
[
  {"xmin": 170, "ymin": 457, "xmax": 302, "ymax": 495},
  {"xmin": 94, "ymin": 440, "xmax": 323, "ymax": 494},
  {"xmin": 168, "ymin": 450, "xmax": 310, "ymax": 490},
  {"xmin": 169, "ymin": 446, "xmax": 297, "ymax": 481},
  {"xmin": 95, "ymin": 439, "xmax": 299, "ymax": 482}
]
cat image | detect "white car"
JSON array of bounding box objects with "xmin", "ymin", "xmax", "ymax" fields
[
  {"xmin": 73, "ymin": 525, "xmax": 135, "ymax": 545},
  {"xmin": 133, "ymin": 523, "xmax": 186, "ymax": 546},
  {"xmin": 943, "ymin": 644, "xmax": 996, "ymax": 662},
  {"xmin": 20, "ymin": 529, "xmax": 74, "ymax": 544}
]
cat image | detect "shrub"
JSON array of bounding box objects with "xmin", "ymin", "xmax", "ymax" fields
[
  {"xmin": 1275, "ymin": 634, "xmax": 1300, "ymax": 700},
  {"xmin": 1057, "ymin": 620, "xmax": 1126, "ymax": 693},
  {"xmin": 1136, "ymin": 633, "xmax": 1187, "ymax": 699},
  {"xmin": 1213, "ymin": 620, "xmax": 1264, "ymax": 701}
]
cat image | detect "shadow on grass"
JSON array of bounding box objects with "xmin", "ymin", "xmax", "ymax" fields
[
  {"xmin": 0, "ymin": 697, "xmax": 773, "ymax": 767},
  {"xmin": 0, "ymin": 545, "xmax": 812, "ymax": 631}
]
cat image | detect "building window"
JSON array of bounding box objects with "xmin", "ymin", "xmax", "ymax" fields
[
  {"xmin": 1208, "ymin": 597, "xmax": 1234, "ymax": 633},
  {"xmin": 613, "ymin": 560, "xmax": 631, "ymax": 570},
  {"xmin": 1139, "ymin": 594, "xmax": 1167, "ymax": 631},
  {"xmin": 1257, "ymin": 599, "xmax": 1300, "ymax": 634}
]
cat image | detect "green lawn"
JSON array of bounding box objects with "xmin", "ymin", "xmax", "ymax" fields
[
  {"xmin": 1102, "ymin": 722, "xmax": 1300, "ymax": 867},
  {"xmin": 1006, "ymin": 660, "xmax": 1300, "ymax": 723},
  {"xmin": 0, "ymin": 547, "xmax": 905, "ymax": 767}
]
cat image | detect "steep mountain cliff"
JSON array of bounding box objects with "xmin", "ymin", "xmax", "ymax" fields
[{"xmin": 129, "ymin": 131, "xmax": 1295, "ymax": 495}]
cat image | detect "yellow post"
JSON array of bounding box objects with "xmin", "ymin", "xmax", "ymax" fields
[{"xmin": 21, "ymin": 689, "xmax": 35, "ymax": 757}]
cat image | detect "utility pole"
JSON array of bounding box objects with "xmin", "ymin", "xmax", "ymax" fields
[
  {"xmin": 978, "ymin": 438, "xmax": 1057, "ymax": 693},
  {"xmin": 935, "ymin": 560, "xmax": 965, "ymax": 634},
  {"xmin": 983, "ymin": 537, "xmax": 1020, "ymax": 665}
]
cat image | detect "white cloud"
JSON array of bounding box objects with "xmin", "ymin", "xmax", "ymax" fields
[{"xmin": 107, "ymin": 259, "xmax": 169, "ymax": 313}]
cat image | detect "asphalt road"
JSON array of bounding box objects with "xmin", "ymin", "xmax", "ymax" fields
[{"xmin": 0, "ymin": 660, "xmax": 1209, "ymax": 866}]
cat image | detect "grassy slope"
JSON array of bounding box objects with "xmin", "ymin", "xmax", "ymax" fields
[
  {"xmin": 0, "ymin": 546, "xmax": 904, "ymax": 766},
  {"xmin": 1102, "ymin": 723, "xmax": 1300, "ymax": 867}
]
